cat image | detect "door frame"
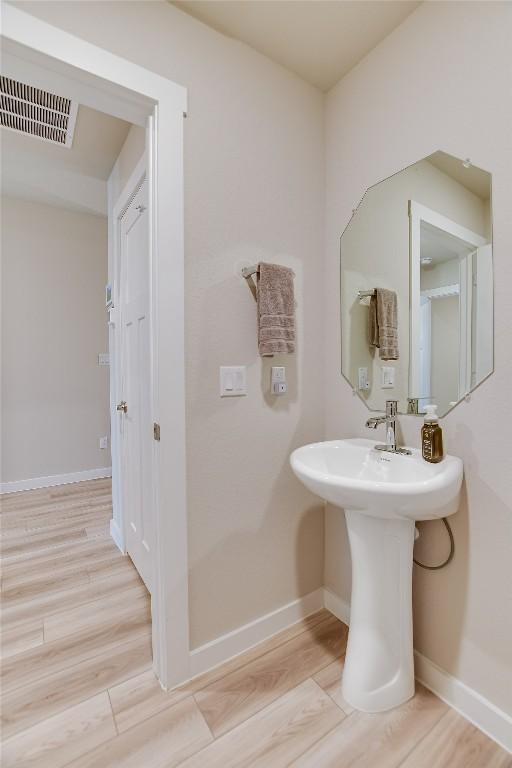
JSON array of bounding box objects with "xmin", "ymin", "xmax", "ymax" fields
[
  {"xmin": 408, "ymin": 200, "xmax": 486, "ymax": 406},
  {"xmin": 2, "ymin": 4, "xmax": 190, "ymax": 688}
]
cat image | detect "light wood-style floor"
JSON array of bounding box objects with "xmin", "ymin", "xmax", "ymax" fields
[{"xmin": 1, "ymin": 479, "xmax": 510, "ymax": 768}]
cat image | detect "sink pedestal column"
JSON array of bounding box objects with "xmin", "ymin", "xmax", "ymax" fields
[{"xmin": 342, "ymin": 510, "xmax": 415, "ymax": 712}]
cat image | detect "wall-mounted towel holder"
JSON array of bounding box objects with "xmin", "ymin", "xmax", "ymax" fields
[
  {"xmin": 242, "ymin": 263, "xmax": 296, "ymax": 303},
  {"xmin": 242, "ymin": 265, "xmax": 259, "ymax": 300},
  {"xmin": 358, "ymin": 289, "xmax": 376, "ymax": 300},
  {"xmin": 242, "ymin": 264, "xmax": 296, "ymax": 280},
  {"xmin": 242, "ymin": 265, "xmax": 259, "ymax": 279}
]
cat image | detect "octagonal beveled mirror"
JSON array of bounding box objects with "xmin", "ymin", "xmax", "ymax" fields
[{"xmin": 340, "ymin": 150, "xmax": 493, "ymax": 417}]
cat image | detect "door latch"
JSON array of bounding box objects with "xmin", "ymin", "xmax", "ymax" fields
[{"xmin": 153, "ymin": 422, "xmax": 161, "ymax": 441}]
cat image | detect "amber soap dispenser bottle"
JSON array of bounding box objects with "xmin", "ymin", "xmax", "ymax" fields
[{"xmin": 422, "ymin": 405, "xmax": 444, "ymax": 463}]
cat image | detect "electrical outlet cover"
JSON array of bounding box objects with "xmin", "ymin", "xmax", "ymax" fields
[{"xmin": 358, "ymin": 367, "xmax": 369, "ymax": 390}]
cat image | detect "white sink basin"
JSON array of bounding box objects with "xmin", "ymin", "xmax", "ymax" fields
[
  {"xmin": 290, "ymin": 438, "xmax": 463, "ymax": 521},
  {"xmin": 290, "ymin": 438, "xmax": 463, "ymax": 714}
]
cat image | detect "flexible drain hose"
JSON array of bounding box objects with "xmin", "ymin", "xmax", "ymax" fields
[{"xmin": 413, "ymin": 517, "xmax": 455, "ymax": 570}]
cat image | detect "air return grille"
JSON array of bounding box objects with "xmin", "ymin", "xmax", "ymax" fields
[{"xmin": 0, "ymin": 76, "xmax": 78, "ymax": 147}]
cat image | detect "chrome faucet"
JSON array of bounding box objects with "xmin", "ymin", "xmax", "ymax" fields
[{"xmin": 366, "ymin": 400, "xmax": 411, "ymax": 455}]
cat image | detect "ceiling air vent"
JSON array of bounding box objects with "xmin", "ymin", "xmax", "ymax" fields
[{"xmin": 0, "ymin": 76, "xmax": 78, "ymax": 148}]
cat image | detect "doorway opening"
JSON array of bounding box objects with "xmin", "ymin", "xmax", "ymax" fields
[
  {"xmin": 409, "ymin": 200, "xmax": 491, "ymax": 416},
  {"xmin": 1, "ymin": 4, "xmax": 189, "ymax": 689}
]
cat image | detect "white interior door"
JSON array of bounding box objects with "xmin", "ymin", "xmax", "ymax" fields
[{"xmin": 118, "ymin": 176, "xmax": 153, "ymax": 592}]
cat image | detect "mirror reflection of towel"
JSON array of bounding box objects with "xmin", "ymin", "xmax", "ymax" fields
[
  {"xmin": 368, "ymin": 294, "xmax": 379, "ymax": 348},
  {"xmin": 368, "ymin": 288, "xmax": 399, "ymax": 360}
]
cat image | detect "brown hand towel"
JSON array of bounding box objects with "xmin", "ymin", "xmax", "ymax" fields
[
  {"xmin": 376, "ymin": 288, "xmax": 399, "ymax": 360},
  {"xmin": 368, "ymin": 294, "xmax": 379, "ymax": 348},
  {"xmin": 257, "ymin": 262, "xmax": 295, "ymax": 357}
]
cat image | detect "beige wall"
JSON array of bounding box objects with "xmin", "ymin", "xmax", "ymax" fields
[
  {"xmin": 430, "ymin": 295, "xmax": 459, "ymax": 414},
  {"xmin": 1, "ymin": 197, "xmax": 110, "ymax": 482},
  {"xmin": 420, "ymin": 258, "xmax": 460, "ymax": 291},
  {"xmin": 17, "ymin": 0, "xmax": 326, "ymax": 649},
  {"xmin": 108, "ymin": 124, "xmax": 145, "ymax": 211},
  {"xmin": 421, "ymin": 259, "xmax": 461, "ymax": 413},
  {"xmin": 325, "ymin": 0, "xmax": 512, "ymax": 714}
]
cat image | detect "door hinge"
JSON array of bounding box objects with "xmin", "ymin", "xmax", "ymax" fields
[{"xmin": 153, "ymin": 422, "xmax": 161, "ymax": 441}]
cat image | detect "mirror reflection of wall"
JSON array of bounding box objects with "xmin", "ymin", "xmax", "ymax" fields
[{"xmin": 340, "ymin": 150, "xmax": 493, "ymax": 417}]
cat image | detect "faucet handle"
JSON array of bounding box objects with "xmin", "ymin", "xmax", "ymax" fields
[{"xmin": 385, "ymin": 400, "xmax": 398, "ymax": 417}]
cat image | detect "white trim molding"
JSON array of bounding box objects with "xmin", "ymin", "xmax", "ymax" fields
[
  {"xmin": 0, "ymin": 467, "xmax": 112, "ymax": 495},
  {"xmin": 109, "ymin": 518, "xmax": 125, "ymax": 554},
  {"xmin": 415, "ymin": 652, "xmax": 512, "ymax": 754},
  {"xmin": 421, "ymin": 283, "xmax": 460, "ymax": 299},
  {"xmin": 323, "ymin": 588, "xmax": 511, "ymax": 754},
  {"xmin": 189, "ymin": 588, "xmax": 324, "ymax": 680}
]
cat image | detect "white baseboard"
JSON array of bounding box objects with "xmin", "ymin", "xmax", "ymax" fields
[
  {"xmin": 0, "ymin": 467, "xmax": 112, "ymax": 494},
  {"xmin": 323, "ymin": 587, "xmax": 511, "ymax": 754},
  {"xmin": 414, "ymin": 651, "xmax": 512, "ymax": 754},
  {"xmin": 189, "ymin": 587, "xmax": 324, "ymax": 679},
  {"xmin": 109, "ymin": 518, "xmax": 125, "ymax": 554}
]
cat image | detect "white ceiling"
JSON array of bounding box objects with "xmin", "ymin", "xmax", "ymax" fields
[
  {"xmin": 421, "ymin": 221, "xmax": 474, "ymax": 266},
  {"xmin": 172, "ymin": 0, "xmax": 421, "ymax": 91},
  {"xmin": 1, "ymin": 103, "xmax": 131, "ymax": 216}
]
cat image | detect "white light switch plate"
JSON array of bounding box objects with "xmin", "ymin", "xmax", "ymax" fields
[
  {"xmin": 271, "ymin": 366, "xmax": 286, "ymax": 383},
  {"xmin": 381, "ymin": 366, "xmax": 395, "ymax": 389},
  {"xmin": 220, "ymin": 366, "xmax": 247, "ymax": 397},
  {"xmin": 98, "ymin": 353, "xmax": 110, "ymax": 366}
]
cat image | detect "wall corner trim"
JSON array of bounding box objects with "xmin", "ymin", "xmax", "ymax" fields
[
  {"xmin": 323, "ymin": 587, "xmax": 511, "ymax": 754},
  {"xmin": 189, "ymin": 587, "xmax": 325, "ymax": 679},
  {"xmin": 0, "ymin": 467, "xmax": 112, "ymax": 494}
]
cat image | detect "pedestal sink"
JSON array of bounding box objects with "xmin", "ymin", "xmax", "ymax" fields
[{"xmin": 290, "ymin": 438, "xmax": 463, "ymax": 713}]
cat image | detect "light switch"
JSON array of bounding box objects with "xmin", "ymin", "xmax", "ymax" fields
[
  {"xmin": 220, "ymin": 366, "xmax": 247, "ymax": 397},
  {"xmin": 381, "ymin": 366, "xmax": 395, "ymax": 389},
  {"xmin": 98, "ymin": 353, "xmax": 110, "ymax": 366},
  {"xmin": 271, "ymin": 366, "xmax": 286, "ymax": 382}
]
